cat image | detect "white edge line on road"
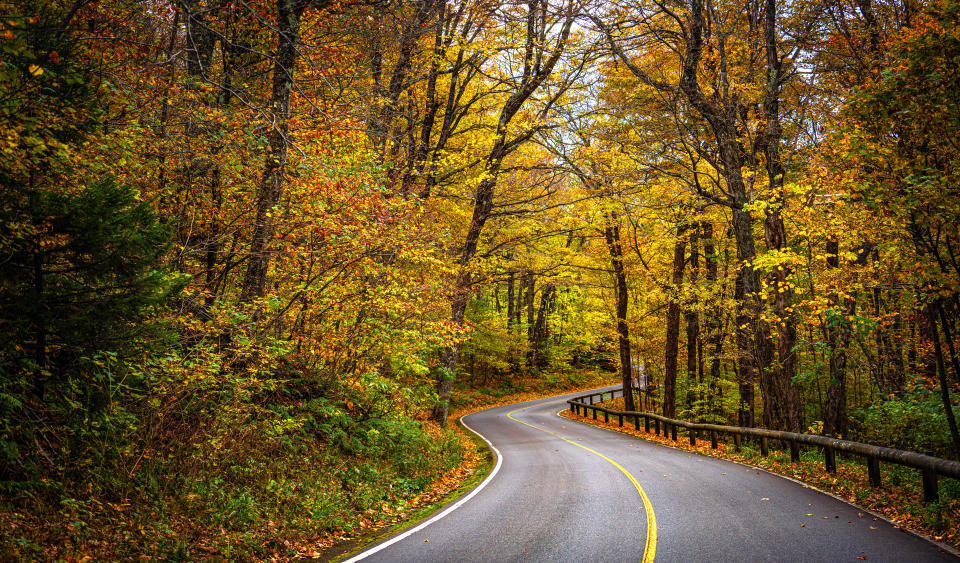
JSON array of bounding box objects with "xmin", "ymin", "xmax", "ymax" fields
[{"xmin": 341, "ymin": 412, "xmax": 503, "ymax": 563}]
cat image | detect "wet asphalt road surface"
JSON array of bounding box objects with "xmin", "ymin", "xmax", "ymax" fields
[{"xmin": 345, "ymin": 388, "xmax": 958, "ymax": 562}]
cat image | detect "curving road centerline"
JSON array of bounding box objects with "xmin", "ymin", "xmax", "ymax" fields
[
  {"xmin": 506, "ymin": 402, "xmax": 657, "ymax": 562},
  {"xmin": 341, "ymin": 388, "xmax": 959, "ymax": 563}
]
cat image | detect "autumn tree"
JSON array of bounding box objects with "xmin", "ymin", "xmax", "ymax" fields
[
  {"xmin": 431, "ymin": 0, "xmax": 579, "ymax": 423},
  {"xmin": 829, "ymin": 0, "xmax": 960, "ymax": 456},
  {"xmin": 586, "ymin": 0, "xmax": 809, "ymax": 430}
]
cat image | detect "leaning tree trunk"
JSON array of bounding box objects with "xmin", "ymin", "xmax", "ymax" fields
[
  {"xmin": 927, "ymin": 302, "xmax": 960, "ymax": 460},
  {"xmin": 431, "ymin": 0, "xmax": 574, "ymax": 424},
  {"xmin": 433, "ymin": 176, "xmax": 494, "ymax": 423}
]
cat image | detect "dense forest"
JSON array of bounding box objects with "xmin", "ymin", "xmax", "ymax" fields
[{"xmin": 2, "ymin": 0, "xmax": 959, "ymax": 558}]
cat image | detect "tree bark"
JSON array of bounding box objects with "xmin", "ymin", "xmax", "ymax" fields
[
  {"xmin": 686, "ymin": 222, "xmax": 701, "ymax": 406},
  {"xmin": 927, "ymin": 302, "xmax": 960, "ymax": 460},
  {"xmin": 240, "ymin": 0, "xmax": 307, "ymax": 302},
  {"xmin": 760, "ymin": 0, "xmax": 801, "ymax": 431},
  {"xmin": 823, "ymin": 240, "xmax": 852, "ymax": 437},
  {"xmin": 664, "ymin": 223, "xmax": 686, "ymax": 418},
  {"xmin": 605, "ymin": 217, "xmax": 635, "ymax": 412}
]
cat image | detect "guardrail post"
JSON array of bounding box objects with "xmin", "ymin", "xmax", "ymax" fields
[
  {"xmin": 867, "ymin": 455, "xmax": 881, "ymax": 487},
  {"xmin": 568, "ymin": 398, "xmax": 960, "ymax": 494},
  {"xmin": 824, "ymin": 446, "xmax": 836, "ymax": 473},
  {"xmin": 922, "ymin": 469, "xmax": 939, "ymax": 503}
]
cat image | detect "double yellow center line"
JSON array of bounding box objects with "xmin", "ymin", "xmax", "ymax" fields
[{"xmin": 507, "ymin": 403, "xmax": 658, "ymax": 563}]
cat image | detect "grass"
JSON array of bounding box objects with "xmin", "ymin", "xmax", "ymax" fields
[{"xmin": 562, "ymin": 396, "xmax": 960, "ymax": 551}]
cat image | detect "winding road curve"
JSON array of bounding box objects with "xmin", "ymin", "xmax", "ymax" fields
[{"xmin": 344, "ymin": 388, "xmax": 958, "ymax": 562}]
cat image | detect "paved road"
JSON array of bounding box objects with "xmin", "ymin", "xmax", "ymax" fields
[{"xmin": 345, "ymin": 388, "xmax": 958, "ymax": 562}]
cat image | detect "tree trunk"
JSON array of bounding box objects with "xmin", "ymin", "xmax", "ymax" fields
[
  {"xmin": 823, "ymin": 240, "xmax": 852, "ymax": 437},
  {"xmin": 928, "ymin": 303, "xmax": 960, "ymax": 460},
  {"xmin": 605, "ymin": 217, "xmax": 635, "ymax": 412},
  {"xmin": 240, "ymin": 0, "xmax": 306, "ymax": 302},
  {"xmin": 664, "ymin": 223, "xmax": 686, "ymax": 419},
  {"xmin": 760, "ymin": 0, "xmax": 801, "ymax": 431},
  {"xmin": 938, "ymin": 305, "xmax": 960, "ymax": 386},
  {"xmin": 507, "ymin": 270, "xmax": 515, "ymax": 328},
  {"xmin": 686, "ymin": 222, "xmax": 701, "ymax": 409},
  {"xmin": 524, "ymin": 271, "xmax": 536, "ymax": 368},
  {"xmin": 530, "ymin": 283, "xmax": 555, "ymax": 370},
  {"xmin": 433, "ymin": 174, "xmax": 494, "ymax": 422},
  {"xmin": 731, "ymin": 208, "xmax": 762, "ymax": 428},
  {"xmin": 703, "ymin": 222, "xmax": 724, "ymax": 381}
]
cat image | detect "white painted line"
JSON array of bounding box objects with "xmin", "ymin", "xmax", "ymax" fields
[{"xmin": 341, "ymin": 412, "xmax": 503, "ymax": 563}]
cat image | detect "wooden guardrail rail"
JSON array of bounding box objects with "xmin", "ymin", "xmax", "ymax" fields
[{"xmin": 568, "ymin": 389, "xmax": 960, "ymax": 503}]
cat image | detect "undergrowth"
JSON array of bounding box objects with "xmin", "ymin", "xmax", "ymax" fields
[
  {"xmin": 1, "ymin": 368, "xmax": 619, "ymax": 561},
  {"xmin": 1, "ymin": 383, "xmax": 465, "ymax": 561}
]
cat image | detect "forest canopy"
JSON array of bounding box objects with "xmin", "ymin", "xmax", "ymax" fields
[{"xmin": 1, "ymin": 0, "xmax": 959, "ymax": 558}]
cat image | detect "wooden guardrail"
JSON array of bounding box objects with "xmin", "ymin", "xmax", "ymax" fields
[{"xmin": 568, "ymin": 389, "xmax": 960, "ymax": 503}]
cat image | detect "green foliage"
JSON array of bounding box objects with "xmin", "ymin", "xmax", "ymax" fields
[
  {"xmin": 0, "ymin": 178, "xmax": 179, "ymax": 364},
  {"xmin": 0, "ymin": 7, "xmax": 182, "ymax": 483},
  {"xmin": 850, "ymin": 378, "xmax": 960, "ymax": 458},
  {"xmin": 677, "ymin": 380, "xmax": 736, "ymax": 425}
]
